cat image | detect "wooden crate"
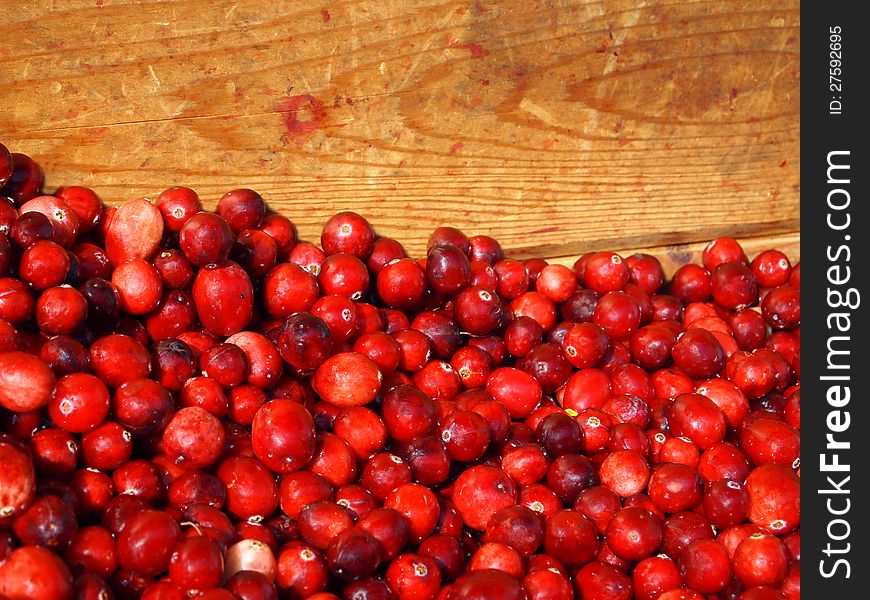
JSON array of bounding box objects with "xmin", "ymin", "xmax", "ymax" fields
[{"xmin": 1, "ymin": 0, "xmax": 799, "ymax": 273}]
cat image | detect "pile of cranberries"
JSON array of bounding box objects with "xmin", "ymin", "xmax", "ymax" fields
[{"xmin": 0, "ymin": 142, "xmax": 800, "ymax": 600}]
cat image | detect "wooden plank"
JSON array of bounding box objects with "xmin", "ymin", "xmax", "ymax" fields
[{"xmin": 1, "ymin": 0, "xmax": 799, "ymax": 260}]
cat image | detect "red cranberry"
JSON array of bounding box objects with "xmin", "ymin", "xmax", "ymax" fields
[
  {"xmin": 192, "ymin": 260, "xmax": 254, "ymax": 336},
  {"xmin": 0, "ymin": 350, "xmax": 56, "ymax": 412},
  {"xmin": 217, "ymin": 455, "xmax": 278, "ymax": 520},
  {"xmin": 606, "ymin": 506, "xmax": 663, "ymax": 561},
  {"xmin": 454, "ymin": 286, "xmax": 505, "ymax": 336},
  {"xmin": 679, "ymin": 538, "xmax": 732, "ymax": 594},
  {"xmin": 104, "ymin": 198, "xmax": 164, "ymax": 265},
  {"xmin": 0, "ymin": 545, "xmax": 73, "ymax": 600},
  {"xmin": 452, "ymin": 465, "xmax": 516, "ymax": 531},
  {"xmin": 217, "ymin": 188, "xmax": 266, "ymax": 233},
  {"xmin": 117, "ymin": 509, "xmax": 181, "ymax": 577},
  {"xmin": 113, "ymin": 378, "xmax": 173, "ymax": 434},
  {"xmin": 448, "ymin": 568, "xmax": 525, "ymax": 600},
  {"xmin": 251, "ymin": 399, "xmax": 315, "ymax": 473},
  {"xmin": 751, "ymin": 249, "xmax": 791, "ymax": 287}
]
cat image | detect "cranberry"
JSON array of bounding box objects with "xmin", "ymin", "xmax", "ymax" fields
[
  {"xmin": 113, "ymin": 378, "xmax": 173, "ymax": 434},
  {"xmin": 593, "ymin": 291, "xmax": 641, "ymax": 340},
  {"xmin": 277, "ymin": 541, "xmax": 330, "ymax": 597},
  {"xmin": 386, "ymin": 553, "xmax": 442, "ymax": 600},
  {"xmin": 666, "ymin": 393, "xmax": 727, "ymax": 450},
  {"xmin": 0, "ymin": 439, "xmax": 36, "ymax": 521},
  {"xmin": 760, "ymin": 285, "xmax": 800, "ymax": 330},
  {"xmin": 0, "ymin": 350, "xmax": 56, "ymax": 412},
  {"xmin": 448, "ymin": 569, "xmax": 525, "ymax": 600},
  {"xmin": 0, "ymin": 545, "xmax": 73, "ymax": 600},
  {"xmin": 257, "ymin": 213, "xmax": 296, "ymax": 259},
  {"xmin": 745, "ymin": 465, "xmax": 800, "ymax": 534},
  {"xmin": 10, "ymin": 211, "xmax": 53, "ymax": 248},
  {"xmin": 486, "ymin": 367, "xmax": 542, "ymax": 419},
  {"xmin": 378, "ymin": 258, "xmax": 426, "ymax": 310},
  {"xmin": 670, "ymin": 264, "xmax": 711, "ymax": 303},
  {"xmin": 217, "ymin": 455, "xmax": 278, "ymax": 520},
  {"xmin": 0, "ymin": 144, "xmax": 12, "ymax": 188},
  {"xmin": 454, "ymin": 286, "xmax": 504, "ymax": 336},
  {"xmin": 452, "ymin": 465, "xmax": 516, "ymax": 531},
  {"xmin": 162, "ymin": 406, "xmax": 225, "ymax": 468},
  {"xmin": 606, "ymin": 506, "xmax": 663, "ymax": 561},
  {"xmin": 104, "ymin": 198, "xmax": 164, "ymax": 265},
  {"xmin": 314, "ymin": 352, "xmax": 382, "ymax": 407},
  {"xmin": 19, "ymin": 195, "xmax": 80, "ymax": 248},
  {"xmin": 154, "ymin": 186, "xmax": 200, "ymax": 232},
  {"xmin": 117, "ymin": 509, "xmax": 181, "ymax": 577},
  {"xmin": 679, "ymin": 538, "xmax": 732, "ymax": 594},
  {"xmin": 251, "ymin": 399, "xmax": 315, "ymax": 473},
  {"xmin": 19, "ymin": 239, "xmax": 70, "ymax": 290},
  {"xmin": 225, "ymin": 568, "xmax": 278, "ymax": 600},
  {"xmin": 192, "ymin": 260, "xmax": 254, "ymax": 336},
  {"xmin": 213, "ymin": 189, "xmax": 264, "ymax": 234}
]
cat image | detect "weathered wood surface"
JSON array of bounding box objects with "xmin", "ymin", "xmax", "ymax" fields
[{"xmin": 1, "ymin": 0, "xmax": 800, "ymax": 263}]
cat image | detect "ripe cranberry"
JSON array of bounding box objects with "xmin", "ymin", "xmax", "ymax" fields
[
  {"xmin": 0, "ymin": 144, "xmax": 12, "ymax": 187},
  {"xmin": 583, "ymin": 252, "xmax": 629, "ymax": 293},
  {"xmin": 19, "ymin": 195, "xmax": 80, "ymax": 248},
  {"xmin": 760, "ymin": 285, "xmax": 800, "ymax": 330},
  {"xmin": 486, "ymin": 367, "xmax": 542, "ymax": 419},
  {"xmin": 310, "ymin": 295, "xmax": 358, "ymax": 343},
  {"xmin": 0, "ymin": 545, "xmax": 73, "ymax": 600},
  {"xmin": 671, "ymin": 328, "xmax": 725, "ymax": 378},
  {"xmin": 192, "ymin": 260, "xmax": 253, "ymax": 336},
  {"xmin": 215, "ymin": 455, "xmax": 278, "ymax": 520},
  {"xmin": 539, "ymin": 510, "xmax": 599, "ymax": 572},
  {"xmin": 103, "ymin": 197, "xmax": 163, "ymax": 265},
  {"xmin": 311, "ymin": 351, "xmax": 381, "ymax": 407},
  {"xmin": 48, "ymin": 372, "xmax": 110, "ymax": 433},
  {"xmin": 738, "ymin": 416, "xmax": 800, "ymax": 468},
  {"xmin": 666, "ymin": 393, "xmax": 727, "ymax": 449},
  {"xmin": 451, "ymin": 465, "xmax": 516, "ymax": 531},
  {"xmin": 277, "ymin": 541, "xmax": 330, "ymax": 597},
  {"xmin": 214, "ymin": 188, "xmax": 265, "ymax": 233},
  {"xmin": 10, "ymin": 211, "xmax": 53, "ymax": 249},
  {"xmin": 222, "ymin": 331, "xmax": 283, "ymax": 389},
  {"xmin": 448, "ymin": 568, "xmax": 524, "ymax": 600},
  {"xmin": 232, "ymin": 228, "xmax": 278, "ymax": 278},
  {"xmin": 251, "ymin": 399, "xmax": 315, "ymax": 473},
  {"xmin": 377, "ymin": 258, "xmax": 426, "ymax": 309},
  {"xmin": 385, "ymin": 553, "xmax": 441, "ymax": 600},
  {"xmin": 12, "ymin": 491, "xmax": 77, "ymax": 550},
  {"xmin": 703, "ymin": 237, "xmax": 747, "ymax": 270},
  {"xmin": 515, "ymin": 342, "xmax": 571, "ymax": 394},
  {"xmin": 89, "ymin": 333, "xmax": 151, "ymax": 387},
  {"xmin": 319, "ymin": 211, "xmax": 374, "ymax": 258},
  {"xmin": 117, "ymin": 509, "xmax": 181, "ymax": 577},
  {"xmin": 162, "ymin": 406, "xmax": 225, "ymax": 468},
  {"xmin": 113, "ymin": 378, "xmax": 173, "ymax": 434},
  {"xmin": 19, "ymin": 239, "xmax": 70, "ymax": 290},
  {"xmin": 168, "ymin": 535, "xmax": 224, "ymax": 592},
  {"xmin": 647, "ymin": 462, "xmax": 703, "ymax": 513},
  {"xmin": 225, "ymin": 570, "xmax": 278, "ymax": 600},
  {"xmin": 605, "ymin": 506, "xmax": 663, "ymax": 561},
  {"xmin": 64, "ymin": 525, "xmax": 118, "ymax": 579},
  {"xmin": 255, "ymin": 212, "xmax": 295, "ymax": 258},
  {"xmin": 745, "ymin": 464, "xmax": 800, "ymax": 534},
  {"xmin": 711, "ymin": 261, "xmax": 757, "ymax": 309},
  {"xmin": 0, "ymin": 350, "xmax": 56, "ymax": 412},
  {"xmin": 750, "ymin": 250, "xmax": 792, "ymax": 289},
  {"xmin": 599, "ymin": 449, "xmax": 649, "ymax": 498},
  {"xmin": 325, "ymin": 527, "xmax": 382, "ymax": 581},
  {"xmin": 679, "ymin": 538, "xmax": 732, "ymax": 594}
]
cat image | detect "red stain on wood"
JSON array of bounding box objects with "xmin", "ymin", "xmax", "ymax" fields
[
  {"xmin": 321, "ymin": 9, "xmax": 330, "ymax": 23},
  {"xmin": 450, "ymin": 142, "xmax": 464, "ymax": 153},
  {"xmin": 451, "ymin": 43, "xmax": 489, "ymax": 58},
  {"xmin": 277, "ymin": 94, "xmax": 328, "ymax": 136}
]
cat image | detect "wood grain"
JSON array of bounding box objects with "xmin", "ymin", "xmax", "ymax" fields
[{"xmin": 1, "ymin": 0, "xmax": 799, "ymax": 260}]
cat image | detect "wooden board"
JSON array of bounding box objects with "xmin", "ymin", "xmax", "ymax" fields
[{"xmin": 1, "ymin": 0, "xmax": 800, "ymax": 264}]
